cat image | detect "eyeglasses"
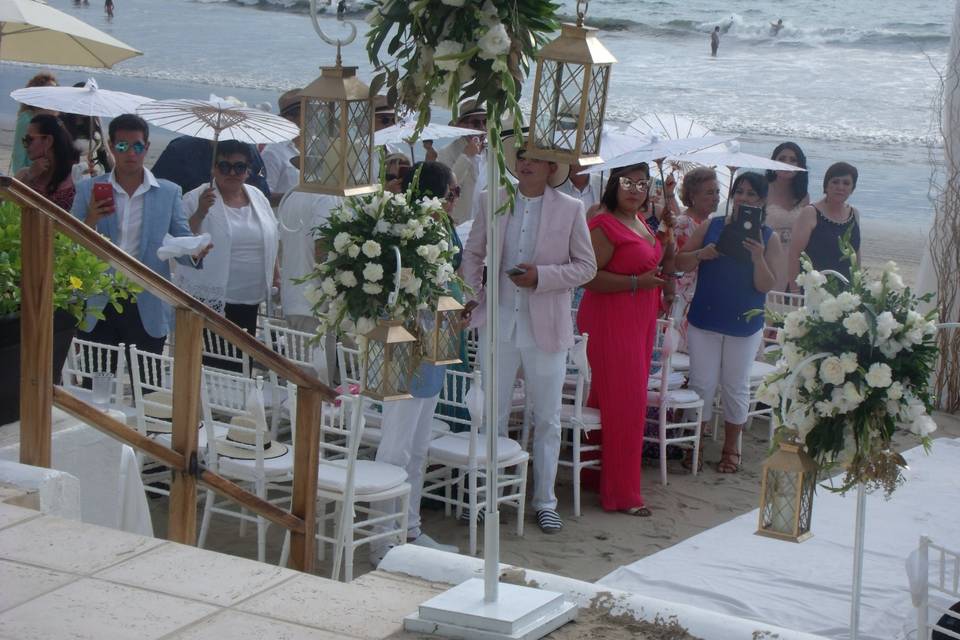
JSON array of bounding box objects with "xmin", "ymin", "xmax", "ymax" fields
[
  {"xmin": 112, "ymin": 140, "xmax": 146, "ymax": 155},
  {"xmin": 21, "ymin": 134, "xmax": 48, "ymax": 148},
  {"xmin": 619, "ymin": 176, "xmax": 650, "ymax": 193},
  {"xmin": 445, "ymin": 186, "xmax": 461, "ymax": 203},
  {"xmin": 216, "ymin": 160, "xmax": 250, "ymax": 176}
]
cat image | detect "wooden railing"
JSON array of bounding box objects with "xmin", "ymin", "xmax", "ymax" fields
[{"xmin": 2, "ymin": 176, "xmax": 336, "ymax": 572}]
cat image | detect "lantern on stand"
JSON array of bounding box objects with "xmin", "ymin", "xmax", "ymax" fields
[
  {"xmin": 296, "ymin": 18, "xmax": 378, "ymax": 197},
  {"xmin": 756, "ymin": 440, "xmax": 818, "ymax": 542},
  {"xmin": 361, "ymin": 321, "xmax": 417, "ymax": 402},
  {"xmin": 420, "ymin": 296, "xmax": 464, "ymax": 365},
  {"xmin": 525, "ymin": 1, "xmax": 616, "ymax": 166}
]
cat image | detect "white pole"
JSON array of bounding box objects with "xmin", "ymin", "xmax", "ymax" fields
[
  {"xmin": 850, "ymin": 482, "xmax": 867, "ymax": 640},
  {"xmin": 483, "ymin": 124, "xmax": 501, "ymax": 603}
]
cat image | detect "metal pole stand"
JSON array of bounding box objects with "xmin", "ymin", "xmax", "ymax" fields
[
  {"xmin": 403, "ymin": 125, "xmax": 577, "ymax": 639},
  {"xmin": 850, "ymin": 482, "xmax": 867, "ymax": 640}
]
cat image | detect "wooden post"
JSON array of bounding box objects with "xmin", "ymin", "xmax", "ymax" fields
[
  {"xmin": 19, "ymin": 208, "xmax": 54, "ymax": 468},
  {"xmin": 168, "ymin": 309, "xmax": 203, "ymax": 544},
  {"xmin": 289, "ymin": 386, "xmax": 321, "ymax": 572}
]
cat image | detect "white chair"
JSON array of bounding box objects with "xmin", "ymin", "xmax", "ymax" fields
[
  {"xmin": 61, "ymin": 337, "xmax": 130, "ymax": 409},
  {"xmin": 128, "ymin": 345, "xmax": 180, "ymax": 498},
  {"xmin": 260, "ymin": 318, "xmax": 328, "ymax": 437},
  {"xmin": 422, "ymin": 368, "xmax": 528, "ymax": 556},
  {"xmin": 644, "ymin": 319, "xmax": 704, "ymax": 486},
  {"xmin": 280, "ymin": 389, "xmax": 410, "ymax": 582},
  {"xmin": 763, "ymin": 290, "xmax": 805, "ymax": 353},
  {"xmin": 197, "ymin": 368, "xmax": 294, "ymax": 563},
  {"xmin": 557, "ymin": 334, "xmax": 601, "ymax": 517},
  {"xmin": 201, "ymin": 327, "xmax": 251, "ymax": 376},
  {"xmin": 912, "ymin": 535, "xmax": 960, "ymax": 640}
]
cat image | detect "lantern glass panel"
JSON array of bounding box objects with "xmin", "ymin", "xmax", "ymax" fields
[
  {"xmin": 533, "ymin": 59, "xmax": 586, "ymax": 153},
  {"xmin": 385, "ymin": 340, "xmax": 414, "ymax": 396},
  {"xmin": 303, "ymin": 98, "xmax": 342, "ymax": 187},
  {"xmin": 797, "ymin": 472, "xmax": 815, "ymax": 533},
  {"xmin": 761, "ymin": 468, "xmax": 799, "ymax": 536},
  {"xmin": 344, "ymin": 99, "xmax": 372, "ymax": 187},
  {"xmin": 436, "ymin": 311, "xmax": 461, "ymax": 363},
  {"xmin": 582, "ymin": 64, "xmax": 609, "ymax": 156}
]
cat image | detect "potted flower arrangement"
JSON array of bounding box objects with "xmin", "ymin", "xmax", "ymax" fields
[
  {"xmin": 757, "ymin": 239, "xmax": 940, "ymax": 496},
  {"xmin": 0, "ymin": 200, "xmax": 139, "ymax": 424}
]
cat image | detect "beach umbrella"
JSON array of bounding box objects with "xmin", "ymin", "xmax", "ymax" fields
[
  {"xmin": 671, "ymin": 140, "xmax": 807, "ymax": 173},
  {"xmin": 0, "ymin": 0, "xmax": 141, "ymax": 67},
  {"xmin": 375, "ymin": 120, "xmax": 479, "ymax": 159},
  {"xmin": 580, "ymin": 134, "xmax": 734, "ymax": 175},
  {"xmin": 137, "ymin": 96, "xmax": 300, "ymax": 183},
  {"xmin": 628, "ymin": 112, "xmax": 713, "ymax": 141},
  {"xmin": 11, "ymin": 77, "xmax": 152, "ymax": 155}
]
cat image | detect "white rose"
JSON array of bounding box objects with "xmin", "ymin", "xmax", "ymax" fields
[
  {"xmin": 818, "ymin": 296, "xmax": 843, "ymax": 322},
  {"xmin": 339, "ymin": 317, "xmax": 355, "ymax": 333},
  {"xmin": 303, "ymin": 284, "xmax": 322, "ymax": 306},
  {"xmin": 477, "ymin": 22, "xmax": 511, "ymax": 60},
  {"xmin": 886, "ymin": 381, "xmax": 904, "ymax": 401},
  {"xmin": 440, "ymin": 0, "xmax": 465, "ymax": 6},
  {"xmin": 435, "ymin": 262, "xmax": 454, "ymax": 285},
  {"xmin": 783, "ymin": 309, "xmax": 809, "ymax": 339},
  {"xmin": 337, "ymin": 271, "xmax": 358, "ymax": 288},
  {"xmin": 874, "ymin": 311, "xmax": 901, "ymax": 341},
  {"xmin": 333, "ymin": 232, "xmax": 352, "ymax": 253},
  {"xmin": 362, "ymin": 263, "xmax": 384, "ymax": 282},
  {"xmin": 407, "ymin": 219, "xmax": 426, "ymax": 239},
  {"xmin": 356, "ymin": 317, "xmax": 376, "ymax": 335},
  {"xmin": 865, "ymin": 362, "xmax": 893, "ymax": 388},
  {"xmin": 839, "ymin": 352, "xmax": 858, "ymax": 374},
  {"xmin": 756, "ymin": 381, "xmax": 781, "ymax": 406},
  {"xmin": 435, "ymin": 40, "xmax": 464, "ymax": 72},
  {"xmin": 320, "ymin": 277, "xmax": 338, "ymax": 296},
  {"xmin": 815, "ymin": 399, "xmax": 835, "ymax": 417},
  {"xmin": 796, "ymin": 269, "xmax": 826, "ymax": 291},
  {"xmin": 361, "ymin": 240, "xmax": 382, "ymax": 258},
  {"xmin": 839, "ymin": 382, "xmax": 864, "ymax": 411},
  {"xmin": 819, "ymin": 356, "xmax": 846, "ymax": 386},
  {"xmin": 375, "ymin": 219, "xmax": 391, "ymax": 234},
  {"xmin": 842, "ymin": 312, "xmax": 870, "ymax": 337},
  {"xmin": 781, "ymin": 342, "xmax": 801, "ymax": 367},
  {"xmin": 347, "ymin": 244, "xmax": 361, "ymax": 259},
  {"xmin": 426, "ymin": 244, "xmax": 441, "ymax": 263},
  {"xmin": 904, "ymin": 324, "xmax": 925, "ymax": 345},
  {"xmin": 909, "ymin": 414, "xmax": 937, "ymax": 437},
  {"xmin": 438, "ymin": 239, "xmax": 449, "ymax": 252},
  {"xmin": 362, "ymin": 282, "xmax": 383, "ymax": 295},
  {"xmin": 403, "ymin": 275, "xmax": 421, "ymax": 295},
  {"xmin": 835, "ymin": 291, "xmax": 861, "ymax": 312},
  {"xmin": 879, "ymin": 338, "xmax": 904, "ymax": 359},
  {"xmin": 326, "ymin": 251, "xmax": 338, "ymax": 262}
]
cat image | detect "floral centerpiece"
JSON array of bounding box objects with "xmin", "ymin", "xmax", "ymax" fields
[
  {"xmin": 298, "ymin": 188, "xmax": 463, "ymax": 338},
  {"xmin": 758, "ymin": 240, "xmax": 940, "ymax": 496}
]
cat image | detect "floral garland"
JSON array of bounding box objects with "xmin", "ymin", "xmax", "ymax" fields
[
  {"xmin": 299, "ymin": 188, "xmax": 463, "ymax": 337},
  {"xmin": 758, "ymin": 239, "xmax": 940, "ymax": 496}
]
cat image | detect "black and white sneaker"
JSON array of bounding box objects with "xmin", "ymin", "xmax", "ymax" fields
[{"xmin": 536, "ymin": 509, "xmax": 563, "ymax": 534}]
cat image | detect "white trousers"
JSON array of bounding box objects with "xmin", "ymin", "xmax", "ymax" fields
[
  {"xmin": 480, "ymin": 328, "xmax": 566, "ymax": 512},
  {"xmin": 372, "ymin": 394, "xmax": 440, "ymax": 540},
  {"xmin": 686, "ymin": 325, "xmax": 763, "ymax": 425}
]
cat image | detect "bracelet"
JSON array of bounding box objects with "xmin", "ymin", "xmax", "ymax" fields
[{"xmin": 629, "ymin": 274, "xmax": 639, "ymax": 294}]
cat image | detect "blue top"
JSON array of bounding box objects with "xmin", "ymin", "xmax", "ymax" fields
[{"xmin": 687, "ymin": 217, "xmax": 772, "ymax": 337}]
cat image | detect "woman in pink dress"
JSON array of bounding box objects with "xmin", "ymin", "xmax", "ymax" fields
[{"xmin": 577, "ymin": 163, "xmax": 674, "ymax": 515}]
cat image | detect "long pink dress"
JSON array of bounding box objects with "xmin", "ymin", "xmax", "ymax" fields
[{"xmin": 576, "ymin": 213, "xmax": 663, "ymax": 511}]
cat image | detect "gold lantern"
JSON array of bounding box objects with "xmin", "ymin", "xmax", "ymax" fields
[
  {"xmin": 361, "ymin": 319, "xmax": 417, "ymax": 401},
  {"xmin": 297, "ymin": 49, "xmax": 378, "ymax": 196},
  {"xmin": 420, "ymin": 296, "xmax": 464, "ymax": 366},
  {"xmin": 756, "ymin": 440, "xmax": 818, "ymax": 542},
  {"xmin": 525, "ymin": 2, "xmax": 616, "ymax": 166}
]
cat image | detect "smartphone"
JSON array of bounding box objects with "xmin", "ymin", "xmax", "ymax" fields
[
  {"xmin": 505, "ymin": 266, "xmax": 527, "ymax": 277},
  {"xmin": 92, "ymin": 182, "xmax": 114, "ymax": 206}
]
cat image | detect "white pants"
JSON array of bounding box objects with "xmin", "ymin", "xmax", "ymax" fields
[
  {"xmin": 372, "ymin": 394, "xmax": 440, "ymax": 540},
  {"xmin": 686, "ymin": 325, "xmax": 763, "ymax": 425},
  {"xmin": 480, "ymin": 328, "xmax": 566, "ymax": 512}
]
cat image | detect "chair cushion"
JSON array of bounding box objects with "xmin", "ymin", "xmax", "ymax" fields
[
  {"xmin": 647, "ymin": 388, "xmax": 702, "ymax": 406},
  {"xmin": 560, "ymin": 404, "xmax": 601, "ymax": 427},
  {"xmin": 317, "ymin": 459, "xmax": 408, "ymax": 494},
  {"xmin": 670, "ymin": 352, "xmax": 690, "ymax": 371},
  {"xmin": 428, "ymin": 433, "xmax": 526, "ymax": 466}
]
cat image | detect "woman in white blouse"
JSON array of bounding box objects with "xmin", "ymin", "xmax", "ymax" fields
[{"xmin": 181, "ymin": 140, "xmax": 279, "ymax": 365}]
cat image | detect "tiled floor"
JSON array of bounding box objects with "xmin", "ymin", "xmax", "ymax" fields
[{"xmin": 0, "ymin": 502, "xmax": 442, "ymax": 639}]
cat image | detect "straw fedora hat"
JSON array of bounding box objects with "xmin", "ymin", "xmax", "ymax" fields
[
  {"xmin": 216, "ymin": 415, "xmax": 289, "ymax": 460},
  {"xmin": 501, "ymin": 129, "xmax": 570, "ymax": 189}
]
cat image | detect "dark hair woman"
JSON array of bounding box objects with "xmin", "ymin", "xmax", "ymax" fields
[
  {"xmin": 10, "ymin": 72, "xmax": 58, "ymax": 174},
  {"xmin": 764, "ymin": 142, "xmax": 810, "ymax": 256},
  {"xmin": 15, "ymin": 113, "xmax": 77, "ymax": 210}
]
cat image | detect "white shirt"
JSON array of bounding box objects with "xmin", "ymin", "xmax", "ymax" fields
[
  {"xmin": 500, "ymin": 193, "xmax": 542, "ymax": 349},
  {"xmin": 223, "ymin": 204, "xmax": 267, "ymax": 304},
  {"xmin": 557, "ymin": 177, "xmax": 598, "ymax": 211},
  {"xmin": 109, "ymin": 168, "xmax": 159, "ymax": 256},
  {"xmin": 278, "ymin": 191, "xmax": 338, "ymax": 317},
  {"xmin": 261, "ymin": 140, "xmax": 298, "ymax": 194}
]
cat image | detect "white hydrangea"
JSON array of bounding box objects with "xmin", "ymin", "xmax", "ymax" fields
[
  {"xmin": 477, "ymin": 22, "xmax": 511, "ymax": 60},
  {"xmin": 874, "ymin": 311, "xmax": 901, "ymax": 341},
  {"xmin": 337, "ymin": 271, "xmax": 358, "ymax": 288},
  {"xmin": 333, "ymin": 232, "xmax": 352, "ymax": 253},
  {"xmin": 347, "ymin": 244, "xmax": 361, "ymax": 259},
  {"xmin": 435, "ymin": 40, "xmax": 464, "ymax": 72},
  {"xmin": 362, "ymin": 282, "xmax": 382, "ymax": 295},
  {"xmin": 361, "ymin": 240, "xmax": 382, "ymax": 258},
  {"xmin": 362, "ymin": 263, "xmax": 384, "ymax": 282},
  {"xmin": 842, "ymin": 312, "xmax": 870, "ymax": 337}
]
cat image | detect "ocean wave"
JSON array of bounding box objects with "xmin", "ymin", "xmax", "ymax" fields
[{"xmin": 191, "ymin": 0, "xmax": 371, "ymax": 16}]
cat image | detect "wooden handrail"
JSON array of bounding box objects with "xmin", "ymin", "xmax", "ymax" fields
[{"xmin": 1, "ymin": 176, "xmax": 335, "ymax": 400}]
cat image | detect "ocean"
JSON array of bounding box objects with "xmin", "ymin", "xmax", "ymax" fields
[{"xmin": 0, "ymin": 0, "xmax": 952, "ymax": 266}]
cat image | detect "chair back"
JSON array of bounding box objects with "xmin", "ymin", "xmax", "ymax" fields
[
  {"xmin": 200, "ymin": 367, "xmax": 271, "ymax": 475},
  {"xmin": 337, "ymin": 341, "xmax": 361, "ymax": 387},
  {"xmin": 561, "ymin": 334, "xmax": 590, "ymax": 421},
  {"xmin": 202, "ymin": 327, "xmax": 251, "ymax": 376},
  {"xmin": 464, "ymin": 328, "xmax": 480, "ymax": 370},
  {"xmin": 436, "ymin": 368, "xmax": 475, "ymax": 433},
  {"xmin": 915, "ymin": 535, "xmax": 960, "ymax": 639},
  {"xmin": 129, "ymin": 345, "xmax": 176, "ymax": 436},
  {"xmin": 651, "ymin": 319, "xmax": 679, "ymax": 416},
  {"xmin": 262, "ymin": 318, "xmax": 328, "ymax": 383},
  {"xmin": 63, "ymin": 337, "xmax": 128, "ymax": 405},
  {"xmin": 765, "ymin": 290, "xmax": 805, "ymax": 318}
]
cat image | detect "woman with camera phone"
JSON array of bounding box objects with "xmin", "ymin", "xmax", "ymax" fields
[{"xmin": 675, "ymin": 172, "xmax": 783, "ymax": 473}]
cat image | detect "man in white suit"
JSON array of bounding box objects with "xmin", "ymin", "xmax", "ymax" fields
[{"xmin": 461, "ymin": 133, "xmax": 597, "ymax": 534}]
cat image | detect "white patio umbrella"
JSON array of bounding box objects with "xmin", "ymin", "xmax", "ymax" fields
[
  {"xmin": 137, "ymin": 96, "xmax": 300, "ymax": 183},
  {"xmin": 672, "ymin": 140, "xmax": 807, "ymax": 173},
  {"xmin": 0, "ymin": 0, "xmax": 141, "ymax": 67},
  {"xmin": 11, "ymin": 77, "xmax": 152, "ymax": 154}
]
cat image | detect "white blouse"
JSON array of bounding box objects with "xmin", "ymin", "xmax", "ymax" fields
[{"xmin": 224, "ymin": 204, "xmax": 267, "ymax": 304}]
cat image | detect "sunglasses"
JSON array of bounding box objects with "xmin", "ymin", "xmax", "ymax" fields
[
  {"xmin": 461, "ymin": 117, "xmax": 487, "ymax": 130},
  {"xmin": 445, "ymin": 185, "xmax": 462, "ymax": 203},
  {"xmin": 113, "ymin": 140, "xmax": 146, "ymax": 155},
  {"xmin": 216, "ymin": 160, "xmax": 250, "ymax": 176},
  {"xmin": 619, "ymin": 176, "xmax": 650, "ymax": 193},
  {"xmin": 21, "ymin": 134, "xmax": 48, "ymax": 148}
]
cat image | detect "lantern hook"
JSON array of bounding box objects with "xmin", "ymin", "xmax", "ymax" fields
[
  {"xmin": 575, "ymin": 0, "xmax": 589, "ymax": 27},
  {"xmin": 309, "ymin": 0, "xmax": 357, "ymax": 66},
  {"xmin": 388, "ymin": 245, "xmax": 402, "ymax": 307}
]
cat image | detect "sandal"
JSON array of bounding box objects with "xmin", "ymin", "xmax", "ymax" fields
[
  {"xmin": 681, "ymin": 439, "xmax": 704, "ymax": 472},
  {"xmin": 621, "ymin": 506, "xmax": 652, "ymax": 517},
  {"xmin": 717, "ymin": 448, "xmax": 741, "ymax": 474}
]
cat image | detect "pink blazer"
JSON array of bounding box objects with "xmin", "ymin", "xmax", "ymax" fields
[{"xmin": 462, "ymin": 186, "xmax": 597, "ymax": 353}]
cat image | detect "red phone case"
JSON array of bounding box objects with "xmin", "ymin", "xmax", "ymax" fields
[{"xmin": 93, "ymin": 183, "xmax": 113, "ymax": 203}]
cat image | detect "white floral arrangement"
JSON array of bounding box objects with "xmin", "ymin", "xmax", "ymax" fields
[
  {"xmin": 299, "ymin": 188, "xmax": 463, "ymax": 336},
  {"xmin": 758, "ymin": 241, "xmax": 940, "ymax": 496}
]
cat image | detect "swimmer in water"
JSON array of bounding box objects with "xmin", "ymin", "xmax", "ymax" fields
[{"xmin": 770, "ymin": 19, "xmax": 784, "ymax": 36}]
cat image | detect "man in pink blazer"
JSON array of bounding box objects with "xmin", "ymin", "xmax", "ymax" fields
[{"xmin": 462, "ymin": 141, "xmax": 597, "ymax": 534}]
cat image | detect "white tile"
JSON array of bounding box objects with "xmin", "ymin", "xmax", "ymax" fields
[
  {"xmin": 166, "ymin": 610, "xmax": 347, "ymax": 640},
  {"xmin": 237, "ymin": 573, "xmax": 441, "ymax": 639},
  {"xmin": 0, "ymin": 578, "xmax": 216, "ymax": 640},
  {"xmin": 0, "ymin": 515, "xmax": 163, "ymax": 574},
  {"xmin": 0, "ymin": 559, "xmax": 75, "ymax": 612},
  {"xmin": 95, "ymin": 542, "xmax": 298, "ymax": 606},
  {"xmin": 0, "ymin": 502, "xmax": 40, "ymax": 530}
]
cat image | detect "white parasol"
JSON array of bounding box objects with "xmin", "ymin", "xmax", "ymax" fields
[
  {"xmin": 0, "ymin": 0, "xmax": 141, "ymax": 67},
  {"xmin": 580, "ymin": 134, "xmax": 735, "ymax": 175},
  {"xmin": 672, "ymin": 140, "xmax": 807, "ymax": 173},
  {"xmin": 375, "ymin": 119, "xmax": 480, "ymax": 162}
]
